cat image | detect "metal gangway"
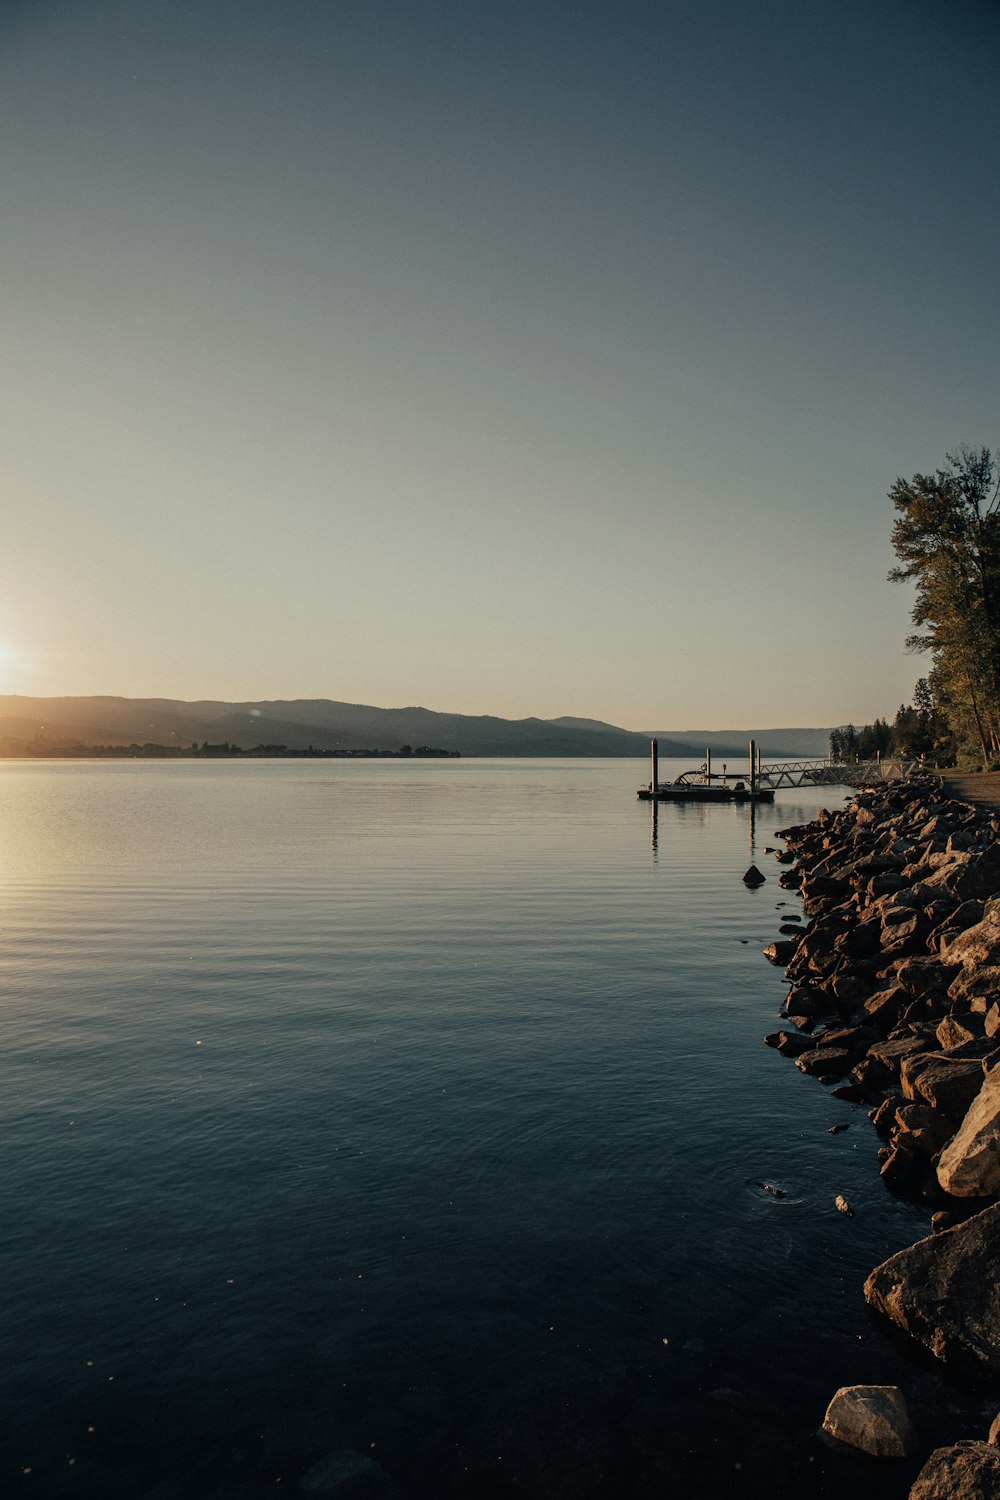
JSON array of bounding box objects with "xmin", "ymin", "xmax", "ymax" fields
[
  {"xmin": 756, "ymin": 758, "xmax": 920, "ymax": 789},
  {"xmin": 645, "ymin": 739, "xmax": 921, "ymax": 798}
]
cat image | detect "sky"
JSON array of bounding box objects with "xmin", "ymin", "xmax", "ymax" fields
[{"xmin": 2, "ymin": 0, "xmax": 998, "ymax": 729}]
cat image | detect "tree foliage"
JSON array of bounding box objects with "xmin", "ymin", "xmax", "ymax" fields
[
  {"xmin": 829, "ymin": 679, "xmax": 952, "ymax": 765},
  {"xmin": 829, "ymin": 719, "xmax": 892, "ymax": 762},
  {"xmin": 888, "ymin": 447, "xmax": 1000, "ymax": 766}
]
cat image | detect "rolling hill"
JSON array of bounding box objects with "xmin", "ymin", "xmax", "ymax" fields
[{"xmin": 0, "ymin": 695, "xmax": 832, "ymax": 758}]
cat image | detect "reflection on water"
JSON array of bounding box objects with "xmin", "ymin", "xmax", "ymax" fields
[{"xmin": 0, "ymin": 759, "xmax": 980, "ymax": 1498}]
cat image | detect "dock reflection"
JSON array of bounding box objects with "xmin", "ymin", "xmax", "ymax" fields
[{"xmin": 644, "ymin": 794, "xmax": 760, "ymax": 866}]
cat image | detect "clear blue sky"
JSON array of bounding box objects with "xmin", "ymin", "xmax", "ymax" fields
[{"xmin": 2, "ymin": 0, "xmax": 997, "ymax": 727}]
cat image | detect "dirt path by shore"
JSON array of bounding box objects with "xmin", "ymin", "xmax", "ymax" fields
[{"xmin": 942, "ymin": 772, "xmax": 1000, "ymax": 809}]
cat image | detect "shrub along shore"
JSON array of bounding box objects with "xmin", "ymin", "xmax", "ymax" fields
[{"xmin": 764, "ymin": 776, "xmax": 1000, "ymax": 1491}]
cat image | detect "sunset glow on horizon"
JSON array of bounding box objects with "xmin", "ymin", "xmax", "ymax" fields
[{"xmin": 2, "ymin": 0, "xmax": 998, "ymax": 730}]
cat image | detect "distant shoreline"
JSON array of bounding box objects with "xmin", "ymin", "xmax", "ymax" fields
[{"xmin": 0, "ymin": 744, "xmax": 462, "ymax": 760}]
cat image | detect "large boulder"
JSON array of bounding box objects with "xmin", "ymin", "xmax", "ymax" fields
[
  {"xmin": 880, "ymin": 1137, "xmax": 930, "ymax": 1198},
  {"xmin": 763, "ymin": 938, "xmax": 800, "ymax": 966},
  {"xmin": 937, "ymin": 1067, "xmax": 1000, "ymax": 1198},
  {"xmin": 796, "ymin": 1046, "xmax": 851, "ymax": 1079},
  {"xmin": 908, "ymin": 1441, "xmax": 1000, "ymax": 1499},
  {"xmin": 863, "ymin": 986, "xmax": 907, "ymax": 1030},
  {"xmin": 900, "ymin": 1051, "xmax": 985, "ymax": 1118},
  {"xmin": 894, "ymin": 1100, "xmax": 953, "ymax": 1155},
  {"xmin": 864, "ymin": 1204, "xmax": 1000, "ymax": 1381},
  {"xmin": 868, "ymin": 1036, "xmax": 930, "ymax": 1077},
  {"xmin": 820, "ymin": 1384, "xmax": 915, "ymax": 1457},
  {"xmin": 880, "ymin": 911, "xmax": 931, "ymax": 957},
  {"xmin": 937, "ymin": 1013, "xmax": 984, "ymax": 1050},
  {"xmin": 784, "ymin": 985, "xmax": 835, "ymax": 1019},
  {"xmin": 929, "ymin": 899, "xmax": 987, "ymax": 954},
  {"xmin": 942, "ymin": 897, "xmax": 1000, "ymax": 970},
  {"xmin": 921, "ymin": 847, "xmax": 1000, "ymax": 904},
  {"xmin": 764, "ymin": 1029, "xmax": 816, "ymax": 1057},
  {"xmin": 949, "ymin": 966, "xmax": 1000, "ymax": 1013},
  {"xmin": 895, "ymin": 956, "xmax": 961, "ymax": 1000}
]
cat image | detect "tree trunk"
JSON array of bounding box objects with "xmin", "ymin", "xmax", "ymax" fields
[{"xmin": 968, "ymin": 679, "xmax": 991, "ymax": 766}]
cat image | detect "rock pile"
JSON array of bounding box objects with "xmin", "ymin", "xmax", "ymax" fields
[
  {"xmin": 764, "ymin": 777, "xmax": 1000, "ymax": 1211},
  {"xmin": 763, "ymin": 776, "xmax": 1000, "ymax": 1492}
]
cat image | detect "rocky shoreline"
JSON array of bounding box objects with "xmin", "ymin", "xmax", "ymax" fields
[{"xmin": 764, "ymin": 775, "xmax": 1000, "ymax": 1493}]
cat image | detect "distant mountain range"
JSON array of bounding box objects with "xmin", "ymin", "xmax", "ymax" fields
[{"xmin": 0, "ymin": 695, "xmax": 835, "ymax": 759}]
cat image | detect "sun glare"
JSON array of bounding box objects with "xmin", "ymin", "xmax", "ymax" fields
[{"xmin": 0, "ymin": 642, "xmax": 26, "ymax": 694}]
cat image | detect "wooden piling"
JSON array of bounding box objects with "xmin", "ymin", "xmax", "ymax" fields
[{"xmin": 651, "ymin": 737, "xmax": 658, "ymax": 794}]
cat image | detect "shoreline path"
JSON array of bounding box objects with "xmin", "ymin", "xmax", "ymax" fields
[{"xmin": 941, "ymin": 772, "xmax": 1000, "ymax": 809}]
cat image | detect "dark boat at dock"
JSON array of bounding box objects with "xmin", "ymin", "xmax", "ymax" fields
[{"xmin": 637, "ymin": 738, "xmax": 776, "ymax": 803}]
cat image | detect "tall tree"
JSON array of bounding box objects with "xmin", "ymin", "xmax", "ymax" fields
[{"xmin": 888, "ymin": 447, "xmax": 1000, "ymax": 765}]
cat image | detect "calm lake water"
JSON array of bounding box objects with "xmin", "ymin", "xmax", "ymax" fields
[{"xmin": 0, "ymin": 759, "xmax": 986, "ymax": 1499}]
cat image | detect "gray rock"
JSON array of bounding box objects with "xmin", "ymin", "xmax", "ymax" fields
[
  {"xmin": 864, "ymin": 986, "xmax": 907, "ymax": 1030},
  {"xmin": 900, "ymin": 1052, "xmax": 984, "ymax": 1118},
  {"xmin": 868, "ymin": 1035, "xmax": 929, "ymax": 1076},
  {"xmin": 938, "ymin": 1014, "xmax": 984, "ymax": 1050},
  {"xmin": 938, "ymin": 1066, "xmax": 1000, "ymax": 1197},
  {"xmin": 827, "ymin": 1022, "xmax": 879, "ymax": 1048},
  {"xmin": 299, "ymin": 1450, "xmax": 391, "ymax": 1497},
  {"xmin": 871, "ymin": 1094, "xmax": 905, "ymax": 1137},
  {"xmin": 908, "ymin": 1441, "xmax": 1000, "ymax": 1499},
  {"xmin": 784, "ymin": 984, "xmax": 835, "ymax": 1018},
  {"xmin": 894, "ymin": 1100, "xmax": 953, "ymax": 1152},
  {"xmin": 834, "ymin": 922, "xmax": 882, "ymax": 959},
  {"xmin": 922, "ymin": 847, "xmax": 1000, "ymax": 904},
  {"xmin": 820, "ymin": 1384, "xmax": 915, "ymax": 1457},
  {"xmin": 929, "ymin": 899, "xmax": 987, "ymax": 954},
  {"xmin": 796, "ymin": 1046, "xmax": 851, "ymax": 1079},
  {"xmin": 830, "ymin": 1081, "xmax": 870, "ymax": 1103},
  {"xmin": 880, "ymin": 912, "xmax": 930, "ymax": 956},
  {"xmin": 869, "ymin": 872, "xmax": 907, "ymax": 898},
  {"xmin": 949, "ymin": 966, "xmax": 1000, "ymax": 1013},
  {"xmin": 765, "ymin": 1029, "xmax": 816, "ymax": 1057},
  {"xmin": 880, "ymin": 1137, "xmax": 928, "ymax": 1197},
  {"xmin": 864, "ymin": 1204, "xmax": 1000, "ymax": 1381},
  {"xmin": 895, "ymin": 956, "xmax": 961, "ymax": 999},
  {"xmin": 942, "ymin": 897, "xmax": 1000, "ymax": 971}
]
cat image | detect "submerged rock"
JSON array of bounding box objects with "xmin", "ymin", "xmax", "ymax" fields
[
  {"xmin": 764, "ymin": 1029, "xmax": 816, "ymax": 1057},
  {"xmin": 299, "ymin": 1450, "xmax": 395, "ymax": 1497},
  {"xmin": 743, "ymin": 864, "xmax": 766, "ymax": 886},
  {"xmin": 820, "ymin": 1384, "xmax": 915, "ymax": 1457}
]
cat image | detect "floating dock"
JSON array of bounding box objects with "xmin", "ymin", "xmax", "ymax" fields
[{"xmin": 637, "ymin": 738, "xmax": 775, "ymax": 803}]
